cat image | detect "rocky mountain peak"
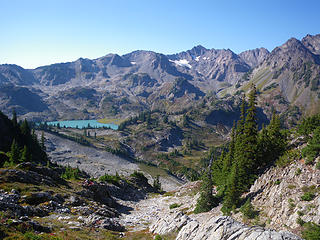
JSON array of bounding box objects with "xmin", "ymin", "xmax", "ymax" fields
[
  {"xmin": 0, "ymin": 64, "xmax": 37, "ymax": 86},
  {"xmin": 281, "ymin": 37, "xmax": 306, "ymax": 50},
  {"xmin": 266, "ymin": 37, "xmax": 317, "ymax": 69},
  {"xmin": 239, "ymin": 47, "xmax": 270, "ymax": 68},
  {"xmin": 188, "ymin": 45, "xmax": 208, "ymax": 56},
  {"xmin": 302, "ymin": 33, "xmax": 320, "ymax": 55}
]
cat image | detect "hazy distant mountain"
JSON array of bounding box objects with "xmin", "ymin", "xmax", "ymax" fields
[
  {"xmin": 0, "ymin": 34, "xmax": 319, "ymax": 121},
  {"xmin": 0, "ymin": 64, "xmax": 37, "ymax": 86}
]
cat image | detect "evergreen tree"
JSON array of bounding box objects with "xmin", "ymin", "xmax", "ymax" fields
[
  {"xmin": 153, "ymin": 175, "xmax": 162, "ymax": 193},
  {"xmin": 267, "ymin": 111, "xmax": 286, "ymax": 161},
  {"xmin": 40, "ymin": 131, "xmax": 46, "ymax": 151},
  {"xmin": 12, "ymin": 109, "xmax": 18, "ymax": 128},
  {"xmin": 302, "ymin": 126, "xmax": 320, "ymax": 164},
  {"xmin": 257, "ymin": 124, "xmax": 271, "ymax": 168},
  {"xmin": 9, "ymin": 139, "xmax": 20, "ymax": 164},
  {"xmin": 21, "ymin": 145, "xmax": 31, "ymax": 162},
  {"xmin": 195, "ymin": 154, "xmax": 218, "ymax": 213},
  {"xmin": 20, "ymin": 119, "xmax": 31, "ymax": 137},
  {"xmin": 239, "ymin": 85, "xmax": 258, "ymax": 189},
  {"xmin": 222, "ymin": 122, "xmax": 236, "ymax": 177},
  {"xmin": 237, "ymin": 94, "xmax": 246, "ymax": 135},
  {"xmin": 222, "ymin": 162, "xmax": 241, "ymax": 214}
]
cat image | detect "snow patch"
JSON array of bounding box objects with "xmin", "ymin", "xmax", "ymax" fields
[
  {"xmin": 195, "ymin": 56, "xmax": 200, "ymax": 62},
  {"xmin": 169, "ymin": 59, "xmax": 192, "ymax": 68},
  {"xmin": 130, "ymin": 61, "xmax": 136, "ymax": 65}
]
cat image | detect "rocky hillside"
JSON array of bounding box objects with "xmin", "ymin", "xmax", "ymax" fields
[
  {"xmin": 229, "ymin": 34, "xmax": 320, "ymax": 120},
  {"xmin": 0, "ymin": 161, "xmax": 160, "ymax": 239},
  {"xmin": 0, "ymin": 34, "xmax": 319, "ymax": 122}
]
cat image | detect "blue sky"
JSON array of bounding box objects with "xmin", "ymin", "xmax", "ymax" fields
[{"xmin": 1, "ymin": 0, "xmax": 319, "ymax": 68}]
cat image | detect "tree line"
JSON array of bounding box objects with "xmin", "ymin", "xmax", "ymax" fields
[
  {"xmin": 0, "ymin": 110, "xmax": 48, "ymax": 167},
  {"xmin": 195, "ymin": 85, "xmax": 287, "ymax": 214}
]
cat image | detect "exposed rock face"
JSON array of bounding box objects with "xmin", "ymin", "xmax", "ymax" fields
[
  {"xmin": 0, "ymin": 64, "xmax": 36, "ymax": 86},
  {"xmin": 248, "ymin": 160, "xmax": 320, "ymax": 232},
  {"xmin": 302, "ymin": 34, "xmax": 320, "ymax": 55},
  {"xmin": 234, "ymin": 35, "xmax": 320, "ymax": 118},
  {"xmin": 0, "ymin": 34, "xmax": 320, "ymax": 121},
  {"xmin": 149, "ymin": 211, "xmax": 191, "ymax": 235},
  {"xmin": 176, "ymin": 216, "xmax": 302, "ymax": 240},
  {"xmin": 168, "ymin": 47, "xmax": 251, "ymax": 86},
  {"xmin": 239, "ymin": 48, "xmax": 270, "ymax": 68}
]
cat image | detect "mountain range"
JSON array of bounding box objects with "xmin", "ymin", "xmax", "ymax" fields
[{"xmin": 0, "ymin": 34, "xmax": 319, "ymax": 122}]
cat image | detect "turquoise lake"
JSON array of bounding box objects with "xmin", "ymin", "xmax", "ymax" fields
[{"xmin": 46, "ymin": 120, "xmax": 118, "ymax": 130}]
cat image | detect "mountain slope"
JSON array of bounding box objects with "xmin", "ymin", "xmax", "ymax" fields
[
  {"xmin": 0, "ymin": 34, "xmax": 319, "ymax": 121},
  {"xmin": 228, "ymin": 36, "xmax": 320, "ymax": 122}
]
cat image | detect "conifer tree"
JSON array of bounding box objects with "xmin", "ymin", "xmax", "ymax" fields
[
  {"xmin": 21, "ymin": 145, "xmax": 31, "ymax": 162},
  {"xmin": 267, "ymin": 111, "xmax": 286, "ymax": 160},
  {"xmin": 40, "ymin": 131, "xmax": 46, "ymax": 151},
  {"xmin": 240, "ymin": 85, "xmax": 258, "ymax": 188},
  {"xmin": 222, "ymin": 122, "xmax": 236, "ymax": 175},
  {"xmin": 257, "ymin": 124, "xmax": 271, "ymax": 167},
  {"xmin": 222, "ymin": 162, "xmax": 241, "ymax": 214},
  {"xmin": 20, "ymin": 119, "xmax": 31, "ymax": 137},
  {"xmin": 12, "ymin": 109, "xmax": 17, "ymax": 128},
  {"xmin": 9, "ymin": 139, "xmax": 20, "ymax": 164},
  {"xmin": 237, "ymin": 94, "xmax": 246, "ymax": 135},
  {"xmin": 195, "ymin": 154, "xmax": 218, "ymax": 213}
]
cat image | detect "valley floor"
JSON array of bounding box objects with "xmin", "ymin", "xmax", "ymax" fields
[{"xmin": 43, "ymin": 131, "xmax": 184, "ymax": 191}]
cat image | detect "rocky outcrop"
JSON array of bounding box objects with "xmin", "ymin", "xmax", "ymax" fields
[
  {"xmin": 302, "ymin": 34, "xmax": 320, "ymax": 55},
  {"xmin": 176, "ymin": 216, "xmax": 301, "ymax": 240},
  {"xmin": 150, "ymin": 211, "xmax": 191, "ymax": 235},
  {"xmin": 239, "ymin": 48, "xmax": 270, "ymax": 68},
  {"xmin": 248, "ymin": 160, "xmax": 320, "ymax": 231}
]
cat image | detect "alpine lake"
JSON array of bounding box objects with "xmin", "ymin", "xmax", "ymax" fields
[{"xmin": 45, "ymin": 119, "xmax": 118, "ymax": 130}]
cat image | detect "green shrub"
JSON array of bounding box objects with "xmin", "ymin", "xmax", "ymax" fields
[
  {"xmin": 276, "ymin": 149, "xmax": 300, "ymax": 167},
  {"xmin": 302, "ymin": 222, "xmax": 320, "ymax": 240},
  {"xmin": 301, "ymin": 192, "xmax": 316, "ymax": 201},
  {"xmin": 130, "ymin": 171, "xmax": 148, "ymax": 182},
  {"xmin": 288, "ymin": 198, "xmax": 296, "ymax": 211},
  {"xmin": 298, "ymin": 114, "xmax": 320, "ymax": 137},
  {"xmin": 240, "ymin": 199, "xmax": 259, "ymax": 219},
  {"xmin": 99, "ymin": 173, "xmax": 121, "ymax": 185},
  {"xmin": 295, "ymin": 168, "xmax": 302, "ymax": 175},
  {"xmin": 154, "ymin": 235, "xmax": 163, "ymax": 240},
  {"xmin": 153, "ymin": 175, "xmax": 162, "ymax": 192},
  {"xmin": 288, "ymin": 184, "xmax": 296, "ymax": 189},
  {"xmin": 297, "ymin": 217, "xmax": 306, "ymax": 226},
  {"xmin": 24, "ymin": 232, "xmax": 43, "ymax": 240},
  {"xmin": 275, "ymin": 179, "xmax": 281, "ymax": 185},
  {"xmin": 302, "ymin": 127, "xmax": 320, "ymax": 164},
  {"xmin": 169, "ymin": 203, "xmax": 181, "ymax": 209},
  {"xmin": 316, "ymin": 162, "xmax": 320, "ymax": 170},
  {"xmin": 61, "ymin": 166, "xmax": 80, "ymax": 180}
]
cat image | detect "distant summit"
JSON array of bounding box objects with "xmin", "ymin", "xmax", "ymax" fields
[{"xmin": 0, "ymin": 33, "xmax": 319, "ymax": 121}]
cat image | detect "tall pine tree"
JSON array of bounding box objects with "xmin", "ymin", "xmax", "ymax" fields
[{"xmin": 9, "ymin": 139, "xmax": 20, "ymax": 164}]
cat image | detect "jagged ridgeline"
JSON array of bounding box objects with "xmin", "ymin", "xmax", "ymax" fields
[
  {"xmin": 0, "ymin": 34, "xmax": 319, "ymax": 123},
  {"xmin": 0, "ymin": 110, "xmax": 47, "ymax": 166}
]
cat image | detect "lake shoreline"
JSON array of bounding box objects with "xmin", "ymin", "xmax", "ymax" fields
[{"xmin": 46, "ymin": 119, "xmax": 119, "ymax": 130}]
